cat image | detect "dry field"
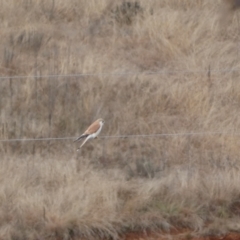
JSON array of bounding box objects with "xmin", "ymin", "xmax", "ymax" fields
[{"xmin": 1, "ymin": 0, "xmax": 240, "ymax": 239}]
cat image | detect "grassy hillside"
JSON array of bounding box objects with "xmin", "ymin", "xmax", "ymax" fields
[{"xmin": 1, "ymin": 0, "xmax": 240, "ymax": 239}]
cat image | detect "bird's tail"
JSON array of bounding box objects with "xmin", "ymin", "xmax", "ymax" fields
[
  {"xmin": 73, "ymin": 134, "xmax": 88, "ymax": 142},
  {"xmin": 76, "ymin": 136, "xmax": 90, "ymax": 151},
  {"xmin": 79, "ymin": 137, "xmax": 89, "ymax": 148}
]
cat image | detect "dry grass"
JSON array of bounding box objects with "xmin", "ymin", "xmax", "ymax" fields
[
  {"xmin": 0, "ymin": 156, "xmax": 240, "ymax": 240},
  {"xmin": 1, "ymin": 0, "xmax": 240, "ymax": 239}
]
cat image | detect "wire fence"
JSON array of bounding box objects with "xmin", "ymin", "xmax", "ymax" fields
[
  {"xmin": 0, "ymin": 69, "xmax": 240, "ymax": 175},
  {"xmin": 0, "ymin": 131, "xmax": 239, "ymax": 142},
  {"xmin": 0, "ymin": 67, "xmax": 240, "ymax": 80}
]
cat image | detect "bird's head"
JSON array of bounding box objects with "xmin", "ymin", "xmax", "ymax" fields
[{"xmin": 98, "ymin": 118, "xmax": 105, "ymax": 125}]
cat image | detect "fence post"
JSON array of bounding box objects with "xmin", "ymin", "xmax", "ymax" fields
[
  {"xmin": 48, "ymin": 76, "xmax": 52, "ymax": 154},
  {"xmin": 187, "ymin": 135, "xmax": 191, "ymax": 188},
  {"xmin": 162, "ymin": 136, "xmax": 167, "ymax": 171}
]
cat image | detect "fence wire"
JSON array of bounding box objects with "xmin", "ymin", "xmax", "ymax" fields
[
  {"xmin": 0, "ymin": 67, "xmax": 240, "ymax": 80},
  {"xmin": 0, "ymin": 131, "xmax": 238, "ymax": 142}
]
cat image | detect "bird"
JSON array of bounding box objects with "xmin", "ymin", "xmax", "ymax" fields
[{"xmin": 74, "ymin": 118, "xmax": 105, "ymax": 150}]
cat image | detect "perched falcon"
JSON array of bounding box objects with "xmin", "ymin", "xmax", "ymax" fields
[{"xmin": 74, "ymin": 118, "xmax": 105, "ymax": 150}]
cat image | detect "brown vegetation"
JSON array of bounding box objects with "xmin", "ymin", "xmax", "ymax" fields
[
  {"xmin": 223, "ymin": 0, "xmax": 240, "ymax": 11},
  {"xmin": 0, "ymin": 0, "xmax": 240, "ymax": 239}
]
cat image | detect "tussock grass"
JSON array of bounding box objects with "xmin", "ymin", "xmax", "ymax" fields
[
  {"xmin": 0, "ymin": 157, "xmax": 240, "ymax": 239},
  {"xmin": 0, "ymin": 0, "xmax": 240, "ymax": 238}
]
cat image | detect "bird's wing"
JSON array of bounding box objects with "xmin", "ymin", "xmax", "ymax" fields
[{"xmin": 84, "ymin": 120, "xmax": 100, "ymax": 135}]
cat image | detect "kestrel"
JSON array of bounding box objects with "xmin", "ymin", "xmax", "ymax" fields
[{"xmin": 74, "ymin": 118, "xmax": 105, "ymax": 150}]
